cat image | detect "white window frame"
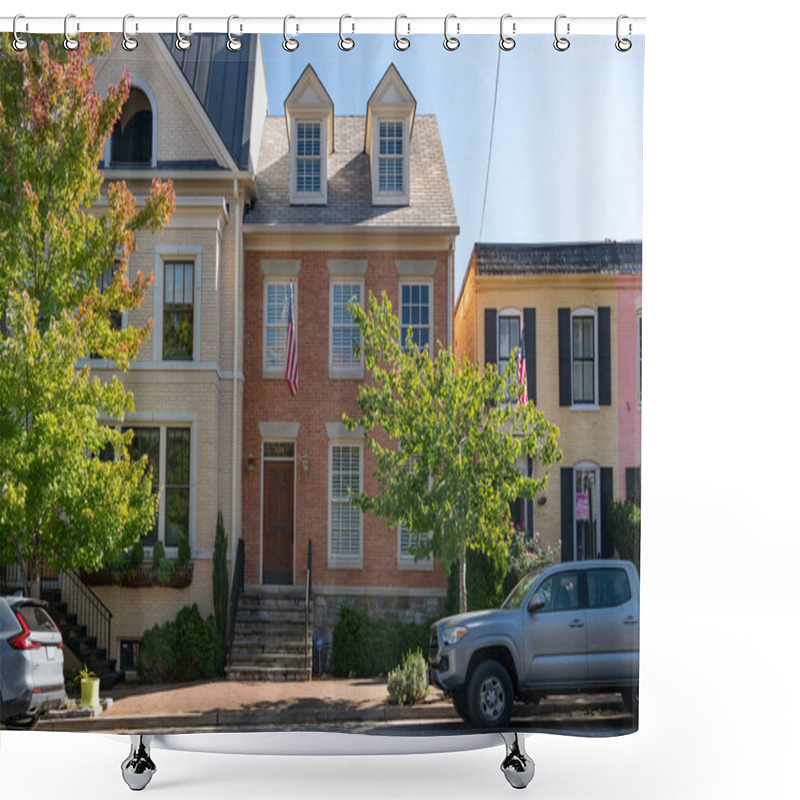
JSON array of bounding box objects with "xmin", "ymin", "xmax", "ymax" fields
[
  {"xmin": 497, "ymin": 308, "xmax": 523, "ymax": 378},
  {"xmin": 328, "ymin": 441, "xmax": 364, "ymax": 569},
  {"xmin": 103, "ymin": 78, "xmax": 157, "ymax": 169},
  {"xmin": 329, "ymin": 279, "xmax": 364, "ymax": 379},
  {"xmin": 152, "ymin": 245, "xmax": 202, "ymax": 364},
  {"xmin": 398, "ymin": 279, "xmax": 433, "ymax": 353},
  {"xmin": 290, "ymin": 117, "xmax": 327, "ymax": 205},
  {"xmin": 570, "ymin": 307, "xmax": 599, "ymax": 411},
  {"xmin": 371, "ymin": 117, "xmax": 410, "ymax": 206},
  {"xmin": 262, "ymin": 279, "xmax": 296, "ymax": 378},
  {"xmin": 573, "ymin": 461, "xmax": 601, "ymax": 561}
]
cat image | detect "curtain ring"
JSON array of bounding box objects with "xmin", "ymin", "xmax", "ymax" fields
[
  {"xmin": 12, "ymin": 15, "xmax": 28, "ymax": 51},
  {"xmin": 122, "ymin": 15, "xmax": 138, "ymax": 51},
  {"xmin": 176, "ymin": 14, "xmax": 191, "ymax": 51},
  {"xmin": 553, "ymin": 14, "xmax": 570, "ymax": 51},
  {"xmin": 499, "ymin": 14, "xmax": 515, "ymax": 51},
  {"xmin": 283, "ymin": 15, "xmax": 299, "ymax": 51},
  {"xmin": 615, "ymin": 15, "xmax": 632, "ymax": 51},
  {"xmin": 339, "ymin": 15, "xmax": 355, "ymax": 51},
  {"xmin": 227, "ymin": 15, "xmax": 242, "ymax": 52},
  {"xmin": 443, "ymin": 14, "xmax": 460, "ymax": 51},
  {"xmin": 394, "ymin": 15, "xmax": 410, "ymax": 51},
  {"xmin": 64, "ymin": 14, "xmax": 79, "ymax": 51}
]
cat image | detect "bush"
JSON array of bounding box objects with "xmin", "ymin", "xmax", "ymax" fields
[
  {"xmin": 151, "ymin": 540, "xmax": 166, "ymax": 569},
  {"xmin": 387, "ymin": 649, "xmax": 429, "ymax": 705},
  {"xmin": 137, "ymin": 604, "xmax": 225, "ymax": 683},
  {"xmin": 130, "ymin": 541, "xmax": 145, "ymax": 568},
  {"xmin": 213, "ymin": 511, "xmax": 229, "ymax": 642},
  {"xmin": 177, "ymin": 534, "xmax": 191, "ymax": 567},
  {"xmin": 607, "ymin": 500, "xmax": 641, "ymax": 572},
  {"xmin": 330, "ymin": 603, "xmax": 430, "ymax": 678}
]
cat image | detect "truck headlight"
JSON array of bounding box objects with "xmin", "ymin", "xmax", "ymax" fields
[{"xmin": 442, "ymin": 626, "xmax": 467, "ymax": 646}]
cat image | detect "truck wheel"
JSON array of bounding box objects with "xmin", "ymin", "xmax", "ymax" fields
[
  {"xmin": 451, "ymin": 689, "xmax": 471, "ymax": 722},
  {"xmin": 467, "ymin": 660, "xmax": 514, "ymax": 728},
  {"xmin": 621, "ymin": 686, "xmax": 639, "ymax": 718}
]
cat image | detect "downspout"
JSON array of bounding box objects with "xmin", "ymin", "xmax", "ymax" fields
[
  {"xmin": 448, "ymin": 233, "xmax": 454, "ymax": 348},
  {"xmin": 231, "ymin": 180, "xmax": 241, "ymax": 565}
]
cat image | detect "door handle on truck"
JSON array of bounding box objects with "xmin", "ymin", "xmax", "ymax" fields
[
  {"xmin": 568, "ymin": 619, "xmax": 584, "ymax": 628},
  {"xmin": 623, "ymin": 616, "xmax": 638, "ymax": 625}
]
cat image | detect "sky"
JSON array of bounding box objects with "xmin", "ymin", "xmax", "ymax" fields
[{"xmin": 261, "ymin": 33, "xmax": 644, "ymax": 291}]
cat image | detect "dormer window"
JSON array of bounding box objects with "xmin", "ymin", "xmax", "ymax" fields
[
  {"xmin": 366, "ymin": 65, "xmax": 416, "ymax": 207},
  {"xmin": 109, "ymin": 85, "xmax": 156, "ymax": 167},
  {"xmin": 285, "ymin": 65, "xmax": 334, "ymax": 205}
]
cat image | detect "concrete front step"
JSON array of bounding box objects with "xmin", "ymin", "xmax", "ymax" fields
[
  {"xmin": 231, "ymin": 639, "xmax": 310, "ymax": 653},
  {"xmin": 225, "ymin": 665, "xmax": 311, "ymax": 682},
  {"xmin": 229, "ymin": 650, "xmax": 310, "ymax": 665},
  {"xmin": 236, "ymin": 610, "xmax": 307, "ymax": 624},
  {"xmin": 240, "ymin": 596, "xmax": 307, "ymax": 610}
]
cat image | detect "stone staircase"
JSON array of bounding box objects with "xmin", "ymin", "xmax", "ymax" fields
[{"xmin": 226, "ymin": 586, "xmax": 312, "ymax": 682}]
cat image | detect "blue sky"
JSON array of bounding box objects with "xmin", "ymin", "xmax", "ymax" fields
[{"xmin": 262, "ymin": 33, "xmax": 644, "ymax": 290}]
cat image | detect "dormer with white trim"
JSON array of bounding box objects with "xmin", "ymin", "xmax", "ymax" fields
[
  {"xmin": 365, "ymin": 64, "xmax": 416, "ymax": 207},
  {"xmin": 285, "ymin": 65, "xmax": 334, "ymax": 206}
]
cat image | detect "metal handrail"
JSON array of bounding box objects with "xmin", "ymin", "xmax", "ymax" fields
[
  {"xmin": 305, "ymin": 538, "xmax": 312, "ymax": 677},
  {"xmin": 226, "ymin": 538, "xmax": 245, "ymax": 659},
  {"xmin": 61, "ymin": 569, "xmax": 113, "ymax": 661}
]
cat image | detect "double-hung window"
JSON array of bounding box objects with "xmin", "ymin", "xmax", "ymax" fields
[
  {"xmin": 572, "ymin": 314, "xmax": 596, "ymax": 404},
  {"xmin": 296, "ymin": 121, "xmax": 322, "ymax": 195},
  {"xmin": 378, "ymin": 121, "xmax": 404, "ymax": 194},
  {"xmin": 400, "ymin": 282, "xmax": 431, "ymax": 351},
  {"xmin": 98, "ymin": 262, "xmax": 123, "ymax": 332},
  {"xmin": 263, "ymin": 281, "xmax": 292, "ymax": 375},
  {"xmin": 163, "ymin": 260, "xmax": 194, "ymax": 360},
  {"xmin": 330, "ymin": 282, "xmax": 362, "ymax": 374},
  {"xmin": 498, "ymin": 313, "xmax": 522, "ymax": 376},
  {"xmin": 330, "ymin": 444, "xmax": 362, "ymax": 565}
]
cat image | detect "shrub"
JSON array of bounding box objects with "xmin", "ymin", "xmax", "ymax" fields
[
  {"xmin": 330, "ymin": 603, "xmax": 430, "ymax": 678},
  {"xmin": 387, "ymin": 649, "xmax": 429, "ymax": 705},
  {"xmin": 151, "ymin": 540, "xmax": 166, "ymax": 569},
  {"xmin": 607, "ymin": 500, "xmax": 641, "ymax": 572},
  {"xmin": 213, "ymin": 511, "xmax": 229, "ymax": 642},
  {"xmin": 177, "ymin": 534, "xmax": 191, "ymax": 567},
  {"xmin": 130, "ymin": 541, "xmax": 145, "ymax": 568},
  {"xmin": 138, "ymin": 604, "xmax": 225, "ymax": 683}
]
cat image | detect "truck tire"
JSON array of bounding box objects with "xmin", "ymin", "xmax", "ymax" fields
[
  {"xmin": 467, "ymin": 660, "xmax": 514, "ymax": 728},
  {"xmin": 451, "ymin": 689, "xmax": 471, "ymax": 722},
  {"xmin": 621, "ymin": 686, "xmax": 639, "ymax": 719}
]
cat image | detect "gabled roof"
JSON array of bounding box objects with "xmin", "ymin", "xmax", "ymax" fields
[
  {"xmin": 244, "ymin": 114, "xmax": 458, "ymax": 230},
  {"xmin": 283, "ymin": 64, "xmax": 335, "ymax": 154},
  {"xmin": 472, "ymin": 242, "xmax": 643, "ymax": 275},
  {"xmin": 365, "ymin": 64, "xmax": 417, "ymax": 151},
  {"xmin": 161, "ymin": 33, "xmax": 265, "ymax": 170}
]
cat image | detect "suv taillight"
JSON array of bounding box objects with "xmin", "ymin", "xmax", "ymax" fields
[{"xmin": 10, "ymin": 612, "xmax": 42, "ymax": 650}]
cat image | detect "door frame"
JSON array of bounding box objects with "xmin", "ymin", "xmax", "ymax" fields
[{"xmin": 259, "ymin": 440, "xmax": 297, "ymax": 585}]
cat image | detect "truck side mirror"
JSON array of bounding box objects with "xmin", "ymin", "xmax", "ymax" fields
[{"xmin": 527, "ymin": 593, "xmax": 546, "ymax": 613}]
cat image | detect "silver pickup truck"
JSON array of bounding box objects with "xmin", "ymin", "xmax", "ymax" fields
[{"xmin": 428, "ymin": 559, "xmax": 639, "ymax": 727}]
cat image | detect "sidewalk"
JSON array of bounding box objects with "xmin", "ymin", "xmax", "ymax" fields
[{"xmin": 35, "ymin": 678, "xmax": 630, "ymax": 733}]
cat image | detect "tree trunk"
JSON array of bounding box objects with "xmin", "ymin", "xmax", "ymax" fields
[
  {"xmin": 30, "ymin": 555, "xmax": 42, "ymax": 599},
  {"xmin": 458, "ymin": 546, "xmax": 468, "ymax": 614}
]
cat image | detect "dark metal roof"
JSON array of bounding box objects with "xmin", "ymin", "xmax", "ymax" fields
[
  {"xmin": 473, "ymin": 242, "xmax": 642, "ymax": 275},
  {"xmin": 161, "ymin": 33, "xmax": 260, "ymax": 170},
  {"xmin": 244, "ymin": 115, "xmax": 458, "ymax": 230}
]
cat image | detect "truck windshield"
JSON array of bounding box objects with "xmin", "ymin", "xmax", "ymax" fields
[{"xmin": 501, "ymin": 571, "xmax": 542, "ymax": 610}]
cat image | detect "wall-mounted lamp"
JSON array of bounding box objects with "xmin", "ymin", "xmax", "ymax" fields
[
  {"xmin": 301, "ymin": 454, "xmax": 310, "ymax": 475},
  {"xmin": 247, "ymin": 453, "xmax": 255, "ymax": 475},
  {"xmin": 536, "ymin": 494, "xmax": 548, "ymax": 507}
]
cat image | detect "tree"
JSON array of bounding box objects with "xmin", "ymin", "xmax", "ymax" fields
[
  {"xmin": 0, "ymin": 34, "xmax": 175, "ymax": 597},
  {"xmin": 344, "ymin": 293, "xmax": 561, "ymax": 613}
]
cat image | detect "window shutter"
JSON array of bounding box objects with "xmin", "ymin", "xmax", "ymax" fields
[
  {"xmin": 598, "ymin": 306, "xmax": 612, "ymax": 406},
  {"xmin": 558, "ymin": 308, "xmax": 571, "ymax": 406},
  {"xmin": 626, "ymin": 467, "xmax": 641, "ymax": 504},
  {"xmin": 523, "ymin": 308, "xmax": 537, "ymax": 405},
  {"xmin": 600, "ymin": 467, "xmax": 614, "ymax": 558},
  {"xmin": 484, "ymin": 308, "xmax": 497, "ymax": 368},
  {"xmin": 561, "ymin": 467, "xmax": 574, "ymax": 562}
]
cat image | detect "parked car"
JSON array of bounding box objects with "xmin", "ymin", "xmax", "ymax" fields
[
  {"xmin": 428, "ymin": 559, "xmax": 639, "ymax": 728},
  {"xmin": 0, "ymin": 595, "xmax": 67, "ymax": 729}
]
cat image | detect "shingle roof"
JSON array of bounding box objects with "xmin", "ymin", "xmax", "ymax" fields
[
  {"xmin": 244, "ymin": 115, "xmax": 459, "ymax": 230},
  {"xmin": 161, "ymin": 33, "xmax": 261, "ymax": 170},
  {"xmin": 473, "ymin": 242, "xmax": 642, "ymax": 275}
]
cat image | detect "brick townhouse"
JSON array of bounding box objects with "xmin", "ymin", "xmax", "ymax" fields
[
  {"xmin": 454, "ymin": 242, "xmax": 642, "ymax": 561},
  {"xmin": 240, "ymin": 63, "xmax": 459, "ymax": 655}
]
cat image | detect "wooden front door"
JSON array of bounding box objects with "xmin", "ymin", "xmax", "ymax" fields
[{"xmin": 262, "ymin": 460, "xmax": 294, "ymax": 584}]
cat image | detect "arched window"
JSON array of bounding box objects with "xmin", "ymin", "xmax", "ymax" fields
[{"xmin": 110, "ymin": 86, "xmax": 154, "ymax": 166}]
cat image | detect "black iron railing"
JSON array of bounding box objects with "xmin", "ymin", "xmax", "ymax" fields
[
  {"xmin": 304, "ymin": 538, "xmax": 312, "ymax": 677},
  {"xmin": 60, "ymin": 569, "xmax": 113, "ymax": 659},
  {"xmin": 226, "ymin": 538, "xmax": 245, "ymax": 659}
]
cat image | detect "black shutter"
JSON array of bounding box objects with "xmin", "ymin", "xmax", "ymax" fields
[
  {"xmin": 484, "ymin": 308, "xmax": 497, "ymax": 369},
  {"xmin": 558, "ymin": 308, "xmax": 571, "ymax": 406},
  {"xmin": 626, "ymin": 467, "xmax": 641, "ymax": 504},
  {"xmin": 523, "ymin": 308, "xmax": 537, "ymax": 405},
  {"xmin": 561, "ymin": 467, "xmax": 574, "ymax": 562},
  {"xmin": 600, "ymin": 467, "xmax": 614, "ymax": 558},
  {"xmin": 598, "ymin": 306, "xmax": 612, "ymax": 406}
]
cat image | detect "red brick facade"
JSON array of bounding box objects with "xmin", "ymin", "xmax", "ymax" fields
[{"xmin": 241, "ymin": 247, "xmax": 449, "ymax": 594}]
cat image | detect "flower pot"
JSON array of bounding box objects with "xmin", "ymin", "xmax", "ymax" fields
[{"xmin": 80, "ymin": 676, "xmax": 100, "ymax": 710}]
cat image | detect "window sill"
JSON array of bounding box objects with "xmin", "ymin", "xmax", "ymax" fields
[
  {"xmin": 328, "ymin": 558, "xmax": 363, "ymax": 571},
  {"xmin": 329, "ymin": 367, "xmax": 364, "ymax": 380},
  {"xmin": 398, "ymin": 558, "xmax": 434, "ymax": 572},
  {"xmin": 570, "ymin": 403, "xmax": 601, "ymax": 412}
]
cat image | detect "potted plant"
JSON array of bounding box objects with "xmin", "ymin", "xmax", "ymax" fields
[{"xmin": 79, "ymin": 664, "xmax": 100, "ymax": 710}]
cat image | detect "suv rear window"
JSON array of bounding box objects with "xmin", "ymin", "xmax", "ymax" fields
[
  {"xmin": 0, "ymin": 599, "xmax": 22, "ymax": 640},
  {"xmin": 16, "ymin": 604, "xmax": 59, "ymax": 633},
  {"xmin": 587, "ymin": 569, "xmax": 632, "ymax": 608}
]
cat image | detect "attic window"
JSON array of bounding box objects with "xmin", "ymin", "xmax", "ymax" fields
[
  {"xmin": 378, "ymin": 121, "xmax": 404, "ymax": 193},
  {"xmin": 296, "ymin": 121, "xmax": 322, "ymax": 194},
  {"xmin": 110, "ymin": 87, "xmax": 153, "ymax": 166}
]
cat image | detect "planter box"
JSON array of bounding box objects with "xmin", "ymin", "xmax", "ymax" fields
[{"xmin": 81, "ymin": 562, "xmax": 194, "ymax": 589}]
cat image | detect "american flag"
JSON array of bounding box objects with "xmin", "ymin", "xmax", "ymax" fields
[
  {"xmin": 517, "ymin": 341, "xmax": 528, "ymax": 405},
  {"xmin": 285, "ymin": 283, "xmax": 298, "ymax": 396}
]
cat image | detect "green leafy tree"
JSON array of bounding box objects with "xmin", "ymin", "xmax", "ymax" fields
[
  {"xmin": 344, "ymin": 293, "xmax": 561, "ymax": 613},
  {"xmin": 0, "ymin": 35, "xmax": 175, "ymax": 597}
]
